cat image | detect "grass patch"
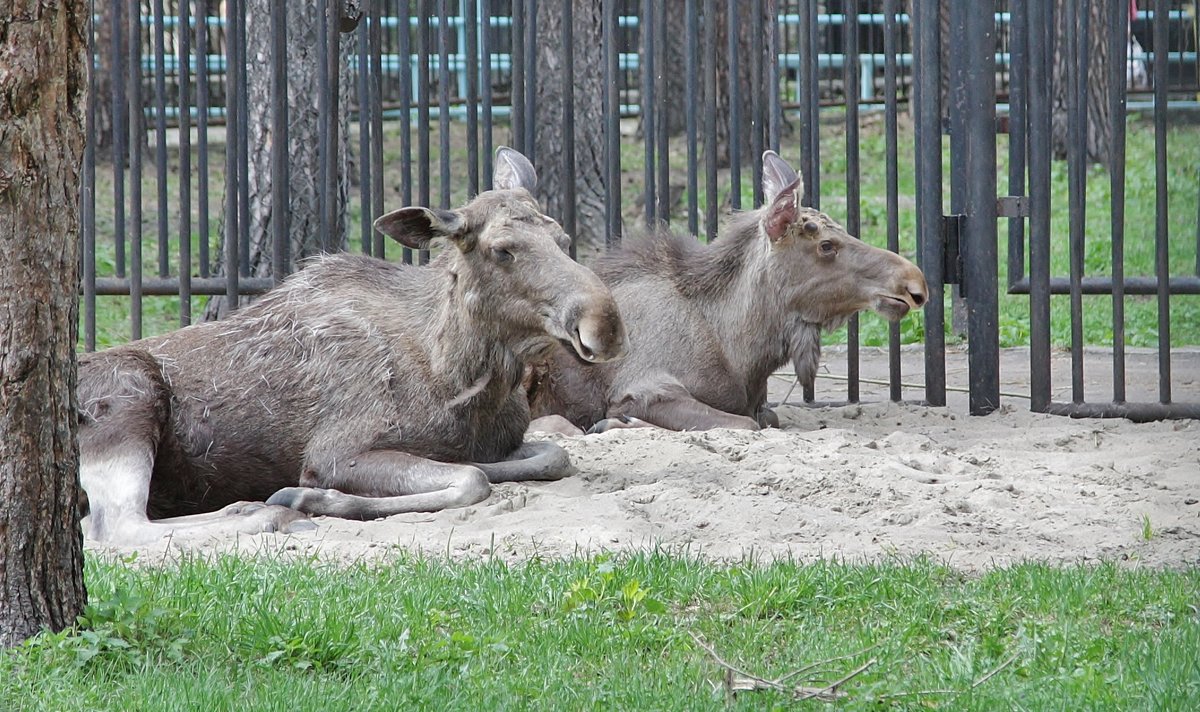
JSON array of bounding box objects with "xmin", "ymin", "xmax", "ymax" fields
[{"xmin": 2, "ymin": 552, "xmax": 1197, "ymax": 710}]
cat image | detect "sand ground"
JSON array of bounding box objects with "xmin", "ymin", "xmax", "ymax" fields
[{"xmin": 91, "ymin": 347, "xmax": 1200, "ymax": 571}]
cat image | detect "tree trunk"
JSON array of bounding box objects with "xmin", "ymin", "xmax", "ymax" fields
[
  {"xmin": 203, "ymin": 1, "xmax": 352, "ymax": 320},
  {"xmin": 1051, "ymin": 0, "xmax": 1112, "ymax": 165},
  {"xmin": 0, "ymin": 0, "xmax": 89, "ymax": 648},
  {"xmin": 533, "ymin": 0, "xmax": 608, "ymax": 259}
]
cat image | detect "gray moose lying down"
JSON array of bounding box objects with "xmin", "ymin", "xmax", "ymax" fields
[
  {"xmin": 78, "ymin": 148, "xmax": 626, "ymax": 545},
  {"xmin": 526, "ymin": 150, "xmax": 928, "ymax": 433}
]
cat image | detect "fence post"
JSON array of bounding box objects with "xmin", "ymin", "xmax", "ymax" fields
[{"xmin": 958, "ymin": 1, "xmax": 1000, "ymax": 415}]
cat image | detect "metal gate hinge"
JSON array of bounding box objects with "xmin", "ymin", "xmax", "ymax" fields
[
  {"xmin": 996, "ymin": 195, "xmax": 1029, "ymax": 218},
  {"xmin": 941, "ymin": 213, "xmax": 965, "ymax": 289}
]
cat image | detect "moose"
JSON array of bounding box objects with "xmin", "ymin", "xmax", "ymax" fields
[
  {"xmin": 78, "ymin": 148, "xmax": 626, "ymax": 545},
  {"xmin": 526, "ymin": 150, "xmax": 928, "ymax": 433}
]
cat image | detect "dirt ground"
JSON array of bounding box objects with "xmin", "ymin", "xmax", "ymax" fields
[{"xmin": 91, "ymin": 347, "xmax": 1200, "ymax": 572}]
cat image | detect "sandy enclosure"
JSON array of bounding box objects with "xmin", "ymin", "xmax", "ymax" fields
[{"xmin": 92, "ymin": 348, "xmax": 1200, "ymax": 571}]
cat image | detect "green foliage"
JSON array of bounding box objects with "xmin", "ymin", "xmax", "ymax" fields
[
  {"xmin": 562, "ymin": 557, "xmax": 668, "ymax": 622},
  {"xmin": 1, "ymin": 553, "xmax": 1197, "ymax": 711}
]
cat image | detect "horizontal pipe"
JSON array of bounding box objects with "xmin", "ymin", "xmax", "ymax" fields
[
  {"xmin": 90, "ymin": 277, "xmax": 274, "ymax": 296},
  {"xmin": 1045, "ymin": 401, "xmax": 1200, "ymax": 422},
  {"xmin": 1008, "ymin": 276, "xmax": 1200, "ymax": 295}
]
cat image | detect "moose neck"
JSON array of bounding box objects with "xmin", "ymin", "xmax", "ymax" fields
[
  {"xmin": 693, "ymin": 212, "xmax": 796, "ymax": 392},
  {"xmin": 423, "ymin": 256, "xmax": 528, "ymax": 406}
]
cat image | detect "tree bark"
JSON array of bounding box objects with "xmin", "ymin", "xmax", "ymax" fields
[
  {"xmin": 203, "ymin": 1, "xmax": 352, "ymax": 320},
  {"xmin": 1051, "ymin": 0, "xmax": 1112, "ymax": 165},
  {"xmin": 0, "ymin": 0, "xmax": 89, "ymax": 648},
  {"xmin": 533, "ymin": 0, "xmax": 608, "ymax": 258}
]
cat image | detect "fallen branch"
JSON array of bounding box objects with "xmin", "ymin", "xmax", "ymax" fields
[{"xmin": 690, "ymin": 632, "xmax": 856, "ymax": 702}]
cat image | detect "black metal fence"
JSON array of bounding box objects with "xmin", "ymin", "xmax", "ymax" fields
[{"xmin": 81, "ymin": 0, "xmax": 1200, "ymax": 420}]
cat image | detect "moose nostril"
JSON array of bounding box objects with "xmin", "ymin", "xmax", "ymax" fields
[{"xmin": 910, "ymin": 289, "xmax": 927, "ymax": 307}]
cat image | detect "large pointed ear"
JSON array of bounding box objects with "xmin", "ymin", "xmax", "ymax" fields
[
  {"xmin": 373, "ymin": 207, "xmax": 466, "ymax": 250},
  {"xmin": 762, "ymin": 150, "xmax": 802, "ymax": 205},
  {"xmin": 493, "ymin": 146, "xmax": 538, "ymax": 192},
  {"xmin": 762, "ymin": 177, "xmax": 800, "ymax": 243}
]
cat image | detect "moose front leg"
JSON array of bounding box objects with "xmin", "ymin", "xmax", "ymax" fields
[
  {"xmin": 604, "ymin": 385, "xmax": 760, "ymax": 432},
  {"xmin": 265, "ymin": 450, "xmax": 494, "ymax": 520}
]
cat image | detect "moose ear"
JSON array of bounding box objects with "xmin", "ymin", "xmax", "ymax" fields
[
  {"xmin": 493, "ymin": 146, "xmax": 538, "ymax": 192},
  {"xmin": 762, "ymin": 150, "xmax": 802, "ymax": 205},
  {"xmin": 373, "ymin": 207, "xmax": 466, "ymax": 250},
  {"xmin": 762, "ymin": 179, "xmax": 800, "ymax": 242}
]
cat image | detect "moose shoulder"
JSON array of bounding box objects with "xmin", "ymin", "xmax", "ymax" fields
[
  {"xmin": 527, "ymin": 150, "xmax": 927, "ymax": 433},
  {"xmin": 79, "ymin": 148, "xmax": 626, "ymax": 545}
]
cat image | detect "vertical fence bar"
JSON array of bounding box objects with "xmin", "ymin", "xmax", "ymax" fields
[
  {"xmin": 438, "ymin": 0, "xmax": 452, "ymax": 211},
  {"xmin": 196, "ymin": 2, "xmax": 210, "ymax": 277},
  {"xmin": 655, "ymin": 0, "xmax": 670, "ymax": 224},
  {"xmin": 963, "ymin": 0, "xmax": 999, "ymax": 415},
  {"xmin": 399, "ymin": 0, "xmax": 413, "ymax": 262},
  {"xmin": 1109, "ymin": 0, "xmax": 1128, "ymax": 403},
  {"xmin": 152, "ymin": 0, "xmax": 170, "ymax": 278},
  {"xmin": 884, "ymin": 0, "xmax": 901, "ymax": 402},
  {"xmin": 84, "ymin": 0, "xmax": 97, "ymax": 350},
  {"xmin": 128, "ymin": 0, "xmax": 144, "ymax": 337},
  {"xmin": 369, "ymin": 0, "xmax": 384, "ymax": 258},
  {"xmin": 523, "ymin": 0, "xmax": 537, "ymax": 161},
  {"xmin": 685, "ymin": 0, "xmax": 699, "ymax": 233},
  {"xmin": 562, "ymin": 0, "xmax": 577, "ymax": 258},
  {"xmin": 481, "ymin": 0, "xmax": 493, "ymax": 188},
  {"xmin": 113, "ymin": 0, "xmax": 126, "ymax": 279},
  {"xmin": 323, "ymin": 0, "xmax": 341, "ymax": 254},
  {"xmin": 703, "ymin": 0, "xmax": 718, "ymax": 240},
  {"xmin": 178, "ymin": 0, "xmax": 192, "ymax": 325},
  {"xmin": 768, "ymin": 0, "xmax": 781, "ymax": 152},
  {"xmin": 1153, "ymin": 0, "xmax": 1172, "ymax": 403},
  {"xmin": 642, "ymin": 0, "xmax": 656, "ymax": 225},
  {"xmin": 417, "ymin": 0, "xmax": 431, "ymax": 263},
  {"xmin": 797, "ymin": 0, "xmax": 812, "ymax": 196},
  {"xmin": 272, "ymin": 0, "xmax": 291, "ymax": 278},
  {"xmin": 1007, "ymin": 0, "xmax": 1028, "ymax": 288},
  {"xmin": 1067, "ymin": 0, "xmax": 1086, "ymax": 402},
  {"xmin": 604, "ymin": 0, "xmax": 622, "ymax": 247},
  {"xmin": 464, "ymin": 0, "xmax": 479, "ymax": 196},
  {"xmin": 803, "ymin": 0, "xmax": 818, "ymax": 201},
  {"xmin": 224, "ymin": 0, "xmax": 240, "ymax": 311},
  {"xmin": 358, "ymin": 17, "xmax": 373, "ymax": 254},
  {"xmin": 914, "ymin": 0, "xmax": 945, "ymax": 407},
  {"xmin": 317, "ymin": 0, "xmax": 331, "ymax": 251},
  {"xmin": 511, "ymin": 0, "xmax": 525, "ymax": 154},
  {"xmin": 750, "ymin": 0, "xmax": 763, "ymax": 206},
  {"xmin": 1028, "ymin": 0, "xmax": 1052, "ymax": 411},
  {"xmin": 237, "ymin": 0, "xmax": 251, "ymax": 271},
  {"xmin": 727, "ymin": 0, "xmax": 741, "ymax": 210},
  {"xmin": 844, "ymin": 3, "xmax": 861, "ymax": 404}
]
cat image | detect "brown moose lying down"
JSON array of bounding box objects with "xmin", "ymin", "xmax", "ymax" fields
[
  {"xmin": 527, "ymin": 150, "xmax": 928, "ymax": 434},
  {"xmin": 78, "ymin": 148, "xmax": 626, "ymax": 545}
]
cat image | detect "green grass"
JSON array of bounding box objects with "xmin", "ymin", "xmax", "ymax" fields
[
  {"xmin": 85, "ymin": 111, "xmax": 1200, "ymax": 349},
  {"xmin": 2, "ymin": 552, "xmax": 1197, "ymax": 710}
]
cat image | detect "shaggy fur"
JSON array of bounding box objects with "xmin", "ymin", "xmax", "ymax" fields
[{"xmin": 79, "ymin": 148, "xmax": 625, "ymax": 544}]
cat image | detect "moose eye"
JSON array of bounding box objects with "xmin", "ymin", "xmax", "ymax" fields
[
  {"xmin": 819, "ymin": 239, "xmax": 837, "ymax": 256},
  {"xmin": 493, "ymin": 247, "xmax": 514, "ymax": 264}
]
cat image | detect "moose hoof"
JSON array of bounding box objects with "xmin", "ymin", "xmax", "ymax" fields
[
  {"xmin": 587, "ymin": 415, "xmax": 650, "ymax": 434},
  {"xmin": 266, "ymin": 486, "xmax": 340, "ymax": 513}
]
